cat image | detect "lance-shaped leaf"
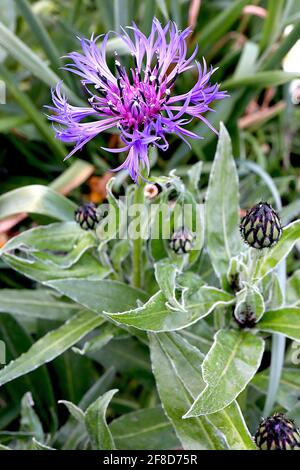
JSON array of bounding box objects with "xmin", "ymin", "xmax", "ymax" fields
[
  {"xmin": 150, "ymin": 332, "xmax": 256, "ymax": 450},
  {"xmin": 257, "ymin": 308, "xmax": 300, "ymax": 341},
  {"xmin": 149, "ymin": 333, "xmax": 224, "ymax": 450},
  {"xmin": 0, "ymin": 289, "xmax": 80, "ymax": 321},
  {"xmin": 2, "ymin": 222, "xmax": 97, "ymax": 268},
  {"xmin": 1, "ymin": 223, "xmax": 109, "ymax": 283},
  {"xmin": 184, "ymin": 329, "xmax": 264, "ymax": 417},
  {"xmin": 254, "ymin": 219, "xmax": 300, "ymax": 280},
  {"xmin": 0, "ymin": 185, "xmax": 76, "ymax": 221},
  {"xmin": 207, "ymin": 401, "xmax": 256, "ymax": 450},
  {"xmin": 46, "ymin": 279, "xmax": 148, "ymax": 315},
  {"xmin": 0, "ymin": 310, "xmax": 105, "ymax": 387},
  {"xmin": 85, "ymin": 389, "xmax": 118, "ymax": 450},
  {"xmin": 105, "ymin": 287, "xmax": 233, "ymax": 332},
  {"xmin": 205, "ymin": 123, "xmax": 241, "ymax": 286},
  {"xmin": 110, "ymin": 407, "xmax": 179, "ymax": 450},
  {"xmin": 20, "ymin": 392, "xmax": 44, "ymax": 444}
]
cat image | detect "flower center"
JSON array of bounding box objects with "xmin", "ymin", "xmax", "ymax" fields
[{"xmin": 89, "ymin": 52, "xmax": 174, "ymax": 131}]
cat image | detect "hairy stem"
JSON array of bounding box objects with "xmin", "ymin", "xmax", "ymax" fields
[
  {"xmin": 132, "ymin": 179, "xmax": 145, "ymax": 289},
  {"xmin": 240, "ymin": 160, "xmax": 286, "ymax": 417}
]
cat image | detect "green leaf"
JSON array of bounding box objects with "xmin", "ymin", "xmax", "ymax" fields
[
  {"xmin": 85, "ymin": 389, "xmax": 118, "ymax": 450},
  {"xmin": 187, "ymin": 161, "xmax": 203, "ymax": 197},
  {"xmin": 0, "ymin": 185, "xmax": 76, "ymax": 221},
  {"xmin": 155, "ymin": 0, "xmax": 169, "ymax": 20},
  {"xmin": 257, "ymin": 308, "xmax": 300, "ymax": 341},
  {"xmin": 16, "ymin": 0, "xmax": 64, "ymax": 79},
  {"xmin": 184, "ymin": 330, "xmax": 264, "ymax": 417},
  {"xmin": 20, "ymin": 392, "xmax": 44, "ymax": 444},
  {"xmin": 259, "ymin": 0, "xmax": 285, "ymax": 52},
  {"xmin": 0, "ymin": 20, "xmax": 79, "ymax": 103},
  {"xmin": 196, "ymin": 0, "xmax": 249, "ymax": 54},
  {"xmin": 205, "ymin": 123, "xmax": 241, "ymax": 286},
  {"xmin": 0, "ymin": 115, "xmax": 28, "ymax": 132},
  {"xmin": 234, "ymin": 283, "xmax": 265, "ymax": 322},
  {"xmin": 1, "ymin": 223, "xmax": 109, "ymax": 284},
  {"xmin": 2, "ymin": 252, "xmax": 108, "ymax": 285},
  {"xmin": 0, "ymin": 0, "xmax": 16, "ymax": 62},
  {"xmin": 31, "ymin": 438, "xmax": 55, "ymax": 450},
  {"xmin": 0, "ymin": 314, "xmax": 56, "ymax": 425},
  {"xmin": 58, "ymin": 368, "xmax": 116, "ymax": 450},
  {"xmin": 286, "ymin": 270, "xmax": 300, "ymax": 307},
  {"xmin": 287, "ymin": 403, "xmax": 300, "ymax": 428},
  {"xmin": 254, "ymin": 220, "xmax": 300, "ymax": 280},
  {"xmin": 0, "ymin": 310, "xmax": 105, "ymax": 387},
  {"xmin": 91, "ymin": 337, "xmax": 151, "ymax": 373},
  {"xmin": 45, "ymin": 279, "xmax": 148, "ymax": 315},
  {"xmin": 150, "ymin": 332, "xmax": 255, "ymax": 450},
  {"xmin": 110, "ymin": 406, "xmax": 179, "ymax": 450},
  {"xmin": 149, "ymin": 333, "xmax": 225, "ymax": 450},
  {"xmin": 234, "ymin": 41, "xmax": 259, "ymax": 78},
  {"xmin": 154, "ymin": 259, "xmax": 185, "ymax": 312},
  {"xmin": 260, "ymin": 272, "xmax": 284, "ymax": 310},
  {"xmin": 222, "ymin": 71, "xmax": 300, "ymax": 90},
  {"xmin": 0, "ymin": 65, "xmax": 67, "ymax": 159},
  {"xmin": 2, "ymin": 222, "xmax": 97, "ymax": 268},
  {"xmin": 58, "ymin": 401, "xmax": 85, "ymax": 423},
  {"xmin": 72, "ymin": 323, "xmax": 116, "ymax": 356},
  {"xmin": 105, "ymin": 287, "xmax": 233, "ymax": 332},
  {"xmin": 252, "ymin": 368, "xmax": 300, "ymax": 411},
  {"xmin": 208, "ymin": 401, "xmax": 256, "ymax": 450},
  {"xmin": 0, "ymin": 289, "xmax": 80, "ymax": 321}
]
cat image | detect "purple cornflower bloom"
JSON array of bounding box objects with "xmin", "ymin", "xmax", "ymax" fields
[{"xmin": 48, "ymin": 18, "xmax": 227, "ymax": 183}]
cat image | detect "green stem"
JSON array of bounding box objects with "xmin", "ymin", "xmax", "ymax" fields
[
  {"xmin": 132, "ymin": 179, "xmax": 145, "ymax": 289},
  {"xmin": 239, "ymin": 160, "xmax": 286, "ymax": 417}
]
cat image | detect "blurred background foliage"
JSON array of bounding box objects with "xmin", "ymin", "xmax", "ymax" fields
[{"xmin": 0, "ymin": 0, "xmax": 300, "ymax": 448}]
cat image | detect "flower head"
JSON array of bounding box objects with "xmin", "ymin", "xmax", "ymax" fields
[
  {"xmin": 48, "ymin": 18, "xmax": 227, "ymax": 182},
  {"xmin": 255, "ymin": 413, "xmax": 300, "ymax": 450},
  {"xmin": 169, "ymin": 227, "xmax": 194, "ymax": 254},
  {"xmin": 240, "ymin": 202, "xmax": 282, "ymax": 249},
  {"xmin": 74, "ymin": 202, "xmax": 100, "ymax": 230}
]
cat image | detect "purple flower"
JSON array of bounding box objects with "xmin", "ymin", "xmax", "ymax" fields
[{"xmin": 48, "ymin": 18, "xmax": 227, "ymax": 183}]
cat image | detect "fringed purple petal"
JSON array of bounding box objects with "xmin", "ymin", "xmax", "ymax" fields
[{"xmin": 47, "ymin": 18, "xmax": 228, "ymax": 183}]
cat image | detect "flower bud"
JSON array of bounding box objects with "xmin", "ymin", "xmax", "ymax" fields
[
  {"xmin": 255, "ymin": 413, "xmax": 300, "ymax": 450},
  {"xmin": 169, "ymin": 227, "xmax": 194, "ymax": 254},
  {"xmin": 233, "ymin": 304, "xmax": 256, "ymax": 329},
  {"xmin": 74, "ymin": 203, "xmax": 100, "ymax": 230},
  {"xmin": 240, "ymin": 202, "xmax": 282, "ymax": 249}
]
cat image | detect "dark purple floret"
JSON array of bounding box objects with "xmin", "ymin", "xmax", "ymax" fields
[{"xmin": 48, "ymin": 18, "xmax": 227, "ymax": 182}]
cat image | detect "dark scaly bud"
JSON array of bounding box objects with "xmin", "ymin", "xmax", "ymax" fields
[
  {"xmin": 233, "ymin": 304, "xmax": 256, "ymax": 329},
  {"xmin": 240, "ymin": 202, "xmax": 282, "ymax": 249},
  {"xmin": 74, "ymin": 203, "xmax": 100, "ymax": 230},
  {"xmin": 169, "ymin": 227, "xmax": 194, "ymax": 254},
  {"xmin": 255, "ymin": 413, "xmax": 300, "ymax": 450}
]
